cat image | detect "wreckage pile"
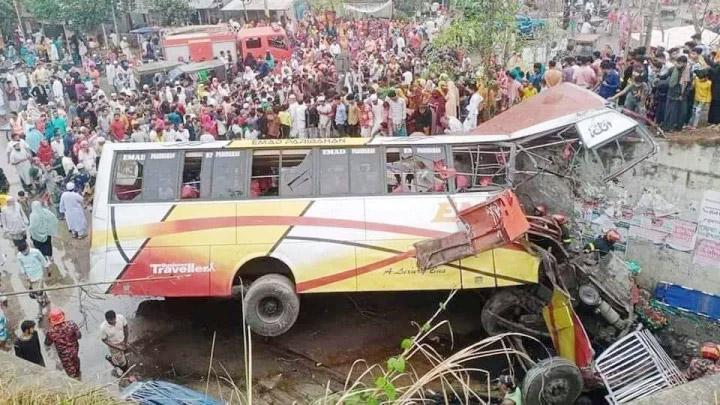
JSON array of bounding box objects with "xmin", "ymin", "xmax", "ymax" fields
[{"xmin": 403, "ymin": 85, "xmax": 720, "ymax": 404}]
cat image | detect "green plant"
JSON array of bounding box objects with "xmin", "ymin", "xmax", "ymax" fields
[
  {"xmin": 432, "ymin": 0, "xmax": 521, "ymax": 67},
  {"xmin": 322, "ymin": 291, "xmax": 549, "ymax": 404},
  {"xmin": 21, "ymin": 0, "xmax": 111, "ymax": 30},
  {"xmin": 0, "ymin": 370, "xmax": 125, "ymax": 404},
  {"xmin": 0, "ymin": 0, "xmax": 18, "ymax": 39}
]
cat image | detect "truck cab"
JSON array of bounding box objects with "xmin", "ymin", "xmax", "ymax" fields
[{"xmin": 237, "ymin": 26, "xmax": 292, "ymax": 63}]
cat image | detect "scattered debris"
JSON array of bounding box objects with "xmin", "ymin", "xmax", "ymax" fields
[
  {"xmin": 685, "ymin": 358, "xmax": 720, "ymax": 381},
  {"xmin": 594, "ymin": 328, "xmax": 686, "ymax": 404},
  {"xmin": 634, "ymin": 289, "xmax": 669, "ymax": 331}
]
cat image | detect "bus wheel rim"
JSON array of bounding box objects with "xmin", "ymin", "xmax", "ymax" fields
[{"xmin": 258, "ymin": 297, "xmax": 283, "ymax": 323}]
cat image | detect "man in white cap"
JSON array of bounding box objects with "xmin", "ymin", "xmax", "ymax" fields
[
  {"xmin": 120, "ymin": 37, "xmax": 132, "ymax": 60},
  {"xmin": 106, "ymin": 61, "xmax": 117, "ymax": 93},
  {"xmin": 289, "ymin": 96, "xmax": 307, "ymax": 139},
  {"xmin": 78, "ymin": 141, "xmax": 97, "ymax": 175},
  {"xmin": 59, "ymin": 182, "xmax": 87, "ymax": 239}
]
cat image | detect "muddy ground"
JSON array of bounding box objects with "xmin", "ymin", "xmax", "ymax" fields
[{"xmin": 129, "ymin": 291, "xmax": 513, "ymax": 404}]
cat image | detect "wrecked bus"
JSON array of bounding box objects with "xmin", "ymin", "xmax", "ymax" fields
[{"xmin": 90, "ymin": 88, "xmax": 655, "ymax": 334}]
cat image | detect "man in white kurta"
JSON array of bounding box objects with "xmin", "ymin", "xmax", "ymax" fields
[
  {"xmin": 59, "ymin": 182, "xmax": 87, "ymax": 238},
  {"xmin": 9, "ymin": 143, "xmax": 33, "ymax": 189}
]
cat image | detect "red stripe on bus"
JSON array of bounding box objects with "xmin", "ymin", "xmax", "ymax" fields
[
  {"xmin": 296, "ymin": 250, "xmax": 415, "ymax": 292},
  {"xmin": 137, "ymin": 215, "xmax": 448, "ymax": 239}
]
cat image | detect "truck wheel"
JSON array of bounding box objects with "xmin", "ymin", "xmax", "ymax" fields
[
  {"xmin": 243, "ymin": 274, "xmax": 299, "ymax": 337},
  {"xmin": 522, "ymin": 357, "xmax": 583, "ymax": 405}
]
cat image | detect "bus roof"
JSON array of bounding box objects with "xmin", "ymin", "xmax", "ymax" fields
[{"xmin": 102, "ymin": 135, "xmax": 514, "ymax": 152}]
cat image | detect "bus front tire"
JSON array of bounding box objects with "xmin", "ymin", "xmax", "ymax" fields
[
  {"xmin": 522, "ymin": 356, "xmax": 583, "ymax": 405},
  {"xmin": 243, "ymin": 274, "xmax": 300, "ymax": 337}
]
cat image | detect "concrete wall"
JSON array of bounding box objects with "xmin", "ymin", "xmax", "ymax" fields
[
  {"xmin": 627, "ymin": 373, "xmax": 720, "ymax": 405},
  {"xmin": 576, "ymin": 140, "xmax": 720, "ymax": 294}
]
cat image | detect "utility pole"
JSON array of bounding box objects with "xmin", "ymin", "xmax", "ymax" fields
[
  {"xmin": 264, "ymin": 0, "xmax": 270, "ymax": 19},
  {"xmin": 102, "ymin": 23, "xmax": 109, "ymax": 49},
  {"xmin": 637, "ymin": 0, "xmax": 645, "ymax": 47},
  {"xmin": 12, "ymin": 0, "xmax": 24, "ymax": 38},
  {"xmin": 111, "ymin": 0, "xmax": 120, "ymax": 39}
]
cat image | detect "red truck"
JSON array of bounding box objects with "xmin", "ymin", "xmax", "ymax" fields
[{"xmin": 162, "ymin": 25, "xmax": 292, "ymax": 63}]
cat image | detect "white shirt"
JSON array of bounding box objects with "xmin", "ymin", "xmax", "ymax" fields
[
  {"xmin": 467, "ymin": 92, "xmax": 483, "ymax": 114},
  {"xmin": 446, "ymin": 116, "xmax": 463, "ymax": 132},
  {"xmin": 51, "ymin": 139, "xmax": 65, "ymax": 157},
  {"xmin": 330, "ymin": 43, "xmax": 341, "ymax": 56},
  {"xmin": 131, "ymin": 130, "xmax": 149, "ymax": 143},
  {"xmin": 317, "ymin": 103, "xmax": 332, "ymax": 125},
  {"xmin": 580, "ymin": 21, "xmax": 593, "ymax": 34},
  {"xmin": 290, "ymin": 103, "xmax": 307, "ymax": 128},
  {"xmin": 100, "ymin": 314, "xmax": 127, "ymax": 345},
  {"xmin": 387, "ymin": 97, "xmax": 406, "ymax": 125},
  {"xmin": 371, "ymin": 102, "xmax": 384, "ymax": 126},
  {"xmin": 396, "ymin": 36, "xmax": 406, "ymax": 52},
  {"xmin": 199, "ymin": 133, "xmax": 216, "ymax": 142},
  {"xmin": 52, "ymin": 80, "xmax": 64, "ymax": 99},
  {"xmin": 109, "ymin": 33, "xmax": 119, "ymax": 47},
  {"xmin": 402, "ymin": 71, "xmax": 413, "ymax": 86},
  {"xmin": 174, "ymin": 129, "xmax": 190, "ymax": 142},
  {"xmin": 106, "ymin": 64, "xmax": 116, "ymax": 82},
  {"xmin": 15, "ymin": 72, "xmax": 29, "ymax": 88}
]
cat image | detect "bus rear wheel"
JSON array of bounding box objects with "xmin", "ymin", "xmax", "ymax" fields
[{"xmin": 243, "ymin": 274, "xmax": 300, "ymax": 337}]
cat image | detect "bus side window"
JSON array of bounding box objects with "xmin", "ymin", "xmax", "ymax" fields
[
  {"xmin": 319, "ymin": 149, "xmax": 349, "ymax": 195},
  {"xmin": 181, "ymin": 152, "xmax": 204, "ymax": 199},
  {"xmin": 143, "ymin": 152, "xmax": 180, "ymax": 201},
  {"xmin": 350, "ymin": 148, "xmax": 383, "ymax": 195},
  {"xmin": 413, "ymin": 147, "xmax": 448, "ymax": 192},
  {"xmin": 113, "ymin": 154, "xmax": 145, "ymax": 202},
  {"xmin": 251, "ymin": 150, "xmax": 280, "ymax": 198},
  {"xmin": 212, "ymin": 150, "xmax": 247, "ymax": 200},
  {"xmin": 451, "ymin": 145, "xmax": 510, "ymax": 190},
  {"xmin": 385, "ymin": 148, "xmax": 414, "ymax": 193},
  {"xmin": 280, "ymin": 149, "xmax": 313, "ymax": 197}
]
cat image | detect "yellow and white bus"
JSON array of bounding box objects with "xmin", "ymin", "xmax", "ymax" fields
[{"xmin": 90, "ymin": 108, "xmax": 656, "ymax": 336}]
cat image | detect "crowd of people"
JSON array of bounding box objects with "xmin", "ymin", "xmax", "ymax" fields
[{"xmin": 543, "ymin": 32, "xmax": 720, "ymax": 131}]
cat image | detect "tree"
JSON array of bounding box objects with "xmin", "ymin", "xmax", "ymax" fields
[
  {"xmin": 432, "ymin": 0, "xmax": 520, "ymax": 66},
  {"xmin": 21, "ymin": 0, "xmax": 111, "ymax": 29},
  {"xmin": 690, "ymin": 0, "xmax": 711, "ymax": 35},
  {"xmin": 147, "ymin": 0, "xmax": 193, "ymax": 26},
  {"xmin": 0, "ymin": 0, "xmax": 18, "ymax": 38}
]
